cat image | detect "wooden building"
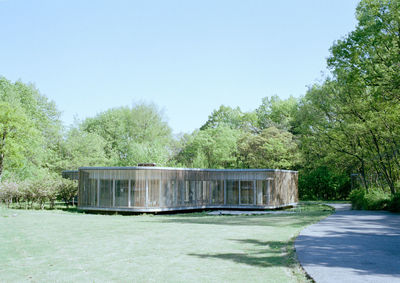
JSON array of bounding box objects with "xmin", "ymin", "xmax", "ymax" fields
[{"xmin": 76, "ymin": 167, "xmax": 298, "ymax": 212}]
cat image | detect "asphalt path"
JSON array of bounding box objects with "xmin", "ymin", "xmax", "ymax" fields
[{"xmin": 295, "ymin": 203, "xmax": 400, "ymax": 283}]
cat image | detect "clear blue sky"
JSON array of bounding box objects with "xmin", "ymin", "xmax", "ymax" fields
[{"xmin": 0, "ymin": 0, "xmax": 359, "ymax": 134}]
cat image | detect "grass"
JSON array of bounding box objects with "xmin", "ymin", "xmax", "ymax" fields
[{"xmin": 0, "ymin": 204, "xmax": 333, "ymax": 282}]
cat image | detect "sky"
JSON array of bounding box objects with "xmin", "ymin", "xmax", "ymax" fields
[{"xmin": 0, "ymin": 0, "xmax": 360, "ymax": 134}]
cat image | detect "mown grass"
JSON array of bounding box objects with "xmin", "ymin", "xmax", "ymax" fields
[{"xmin": 0, "ymin": 204, "xmax": 333, "ymax": 282}]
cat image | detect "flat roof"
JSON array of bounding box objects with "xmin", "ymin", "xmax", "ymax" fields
[{"xmin": 77, "ymin": 166, "xmax": 298, "ymax": 174}]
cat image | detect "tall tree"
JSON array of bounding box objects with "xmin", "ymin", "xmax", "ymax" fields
[
  {"xmin": 238, "ymin": 126, "xmax": 300, "ymax": 170},
  {"xmin": 326, "ymin": 0, "xmax": 400, "ymax": 193},
  {"xmin": 176, "ymin": 125, "xmax": 240, "ymax": 169},
  {"xmin": 0, "ymin": 77, "xmax": 63, "ymax": 179},
  {"xmin": 256, "ymin": 95, "xmax": 298, "ymax": 132},
  {"xmin": 200, "ymin": 105, "xmax": 258, "ymax": 133},
  {"xmin": 0, "ymin": 102, "xmax": 41, "ymax": 179},
  {"xmin": 58, "ymin": 128, "xmax": 110, "ymax": 170},
  {"xmin": 80, "ymin": 102, "xmax": 173, "ymax": 166}
]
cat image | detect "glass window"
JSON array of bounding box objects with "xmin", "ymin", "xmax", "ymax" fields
[
  {"xmin": 115, "ymin": 180, "xmax": 129, "ymax": 207},
  {"xmin": 176, "ymin": 180, "xmax": 184, "ymax": 206},
  {"xmin": 148, "ymin": 179, "xmax": 160, "ymax": 207},
  {"xmin": 184, "ymin": 181, "xmax": 195, "ymax": 205},
  {"xmin": 226, "ymin": 180, "xmax": 239, "ymax": 205},
  {"xmin": 170, "ymin": 180, "xmax": 177, "ymax": 207},
  {"xmin": 160, "ymin": 179, "xmax": 173, "ymax": 207},
  {"xmin": 99, "ymin": 179, "xmax": 112, "ymax": 207},
  {"xmin": 211, "ymin": 180, "xmax": 224, "ymax": 205},
  {"xmin": 240, "ymin": 181, "xmax": 254, "ymax": 205},
  {"xmin": 89, "ymin": 178, "xmax": 98, "ymax": 206},
  {"xmin": 131, "ymin": 179, "xmax": 146, "ymax": 207},
  {"xmin": 256, "ymin": 180, "xmax": 265, "ymax": 205},
  {"xmin": 256, "ymin": 180, "xmax": 272, "ymax": 205},
  {"xmin": 196, "ymin": 181, "xmax": 209, "ymax": 205}
]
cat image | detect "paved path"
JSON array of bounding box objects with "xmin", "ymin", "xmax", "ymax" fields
[{"xmin": 295, "ymin": 203, "xmax": 400, "ymax": 283}]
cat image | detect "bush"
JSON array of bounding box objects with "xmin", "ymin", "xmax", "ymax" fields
[
  {"xmin": 0, "ymin": 177, "xmax": 60, "ymax": 209},
  {"xmin": 299, "ymin": 166, "xmax": 351, "ymax": 200},
  {"xmin": 56, "ymin": 179, "xmax": 78, "ymax": 208},
  {"xmin": 0, "ymin": 181, "xmax": 20, "ymax": 207},
  {"xmin": 349, "ymin": 188, "xmax": 391, "ymax": 210},
  {"xmin": 388, "ymin": 193, "xmax": 400, "ymax": 212}
]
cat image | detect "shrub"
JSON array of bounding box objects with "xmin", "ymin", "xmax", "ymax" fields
[
  {"xmin": 1, "ymin": 176, "xmax": 77, "ymax": 209},
  {"xmin": 19, "ymin": 181, "xmax": 34, "ymax": 208},
  {"xmin": 56, "ymin": 179, "xmax": 78, "ymax": 208},
  {"xmin": 349, "ymin": 188, "xmax": 366, "ymax": 210},
  {"xmin": 350, "ymin": 188, "xmax": 390, "ymax": 210},
  {"xmin": 24, "ymin": 178, "xmax": 58, "ymax": 209},
  {"xmin": 388, "ymin": 193, "xmax": 400, "ymax": 212},
  {"xmin": 0, "ymin": 181, "xmax": 20, "ymax": 207}
]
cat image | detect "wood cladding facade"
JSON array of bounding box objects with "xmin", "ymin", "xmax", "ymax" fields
[{"xmin": 77, "ymin": 167, "xmax": 298, "ymax": 212}]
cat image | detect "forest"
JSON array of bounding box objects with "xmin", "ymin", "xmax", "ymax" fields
[{"xmin": 0, "ymin": 0, "xmax": 399, "ymax": 208}]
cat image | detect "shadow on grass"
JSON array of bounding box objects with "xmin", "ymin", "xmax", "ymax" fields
[
  {"xmin": 189, "ymin": 239, "xmax": 294, "ymax": 268},
  {"xmin": 156, "ymin": 205, "xmax": 334, "ymax": 228}
]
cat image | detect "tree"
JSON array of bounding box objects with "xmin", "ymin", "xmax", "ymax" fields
[
  {"xmin": 325, "ymin": 0, "xmax": 400, "ymax": 194},
  {"xmin": 176, "ymin": 125, "xmax": 240, "ymax": 168},
  {"xmin": 80, "ymin": 102, "xmax": 173, "ymax": 166},
  {"xmin": 200, "ymin": 105, "xmax": 258, "ymax": 133},
  {"xmin": 0, "ymin": 102, "xmax": 41, "ymax": 179},
  {"xmin": 0, "ymin": 77, "xmax": 63, "ymax": 179},
  {"xmin": 238, "ymin": 126, "xmax": 300, "ymax": 170},
  {"xmin": 256, "ymin": 95, "xmax": 298, "ymax": 132},
  {"xmin": 58, "ymin": 128, "xmax": 110, "ymax": 170}
]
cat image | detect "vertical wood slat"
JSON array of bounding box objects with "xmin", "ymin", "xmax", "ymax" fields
[
  {"xmin": 253, "ymin": 180, "xmax": 256, "ymax": 205},
  {"xmin": 224, "ymin": 179, "xmax": 227, "ymax": 205},
  {"xmin": 128, "ymin": 179, "xmax": 131, "ymax": 207},
  {"xmin": 238, "ymin": 181, "xmax": 241, "ymax": 205},
  {"xmin": 112, "ymin": 179, "xmax": 115, "ymax": 207},
  {"xmin": 97, "ymin": 175, "xmax": 100, "ymax": 207},
  {"xmin": 145, "ymin": 178, "xmax": 149, "ymax": 208}
]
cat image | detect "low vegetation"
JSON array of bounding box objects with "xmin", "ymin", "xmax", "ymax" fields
[
  {"xmin": 350, "ymin": 188, "xmax": 400, "ymax": 212},
  {"xmin": 0, "ymin": 177, "xmax": 77, "ymax": 209},
  {"xmin": 0, "ymin": 203, "xmax": 333, "ymax": 282}
]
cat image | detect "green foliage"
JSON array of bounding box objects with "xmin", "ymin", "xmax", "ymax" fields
[
  {"xmin": 238, "ymin": 127, "xmax": 300, "ymax": 169},
  {"xmin": 321, "ymin": 0, "xmax": 400, "ymax": 194},
  {"xmin": 299, "ymin": 167, "xmax": 351, "ymax": 200},
  {"xmin": 349, "ymin": 188, "xmax": 391, "ymax": 210},
  {"xmin": 80, "ymin": 102, "xmax": 173, "ymax": 166},
  {"xmin": 58, "ymin": 128, "xmax": 110, "ymax": 170},
  {"xmin": 176, "ymin": 125, "xmax": 240, "ymax": 168},
  {"xmin": 200, "ymin": 105, "xmax": 258, "ymax": 133},
  {"xmin": 296, "ymin": 0, "xmax": 400, "ymax": 197},
  {"xmin": 388, "ymin": 193, "xmax": 400, "ymax": 212},
  {"xmin": 0, "ymin": 102, "xmax": 42, "ymax": 179},
  {"xmin": 0, "ymin": 77, "xmax": 63, "ymax": 180},
  {"xmin": 256, "ymin": 95, "xmax": 298, "ymax": 132}
]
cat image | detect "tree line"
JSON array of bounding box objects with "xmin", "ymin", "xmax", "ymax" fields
[{"xmin": 0, "ymin": 0, "xmax": 399, "ymax": 203}]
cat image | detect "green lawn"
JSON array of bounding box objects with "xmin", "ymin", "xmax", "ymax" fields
[{"xmin": 0, "ymin": 204, "xmax": 333, "ymax": 282}]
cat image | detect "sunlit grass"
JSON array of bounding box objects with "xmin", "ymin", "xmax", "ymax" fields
[{"xmin": 0, "ymin": 204, "xmax": 333, "ymax": 282}]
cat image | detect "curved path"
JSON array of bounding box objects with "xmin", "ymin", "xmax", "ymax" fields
[{"xmin": 295, "ymin": 203, "xmax": 400, "ymax": 283}]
